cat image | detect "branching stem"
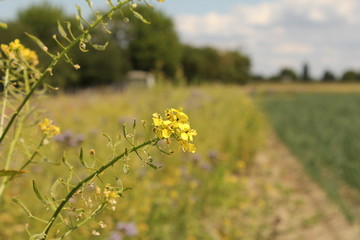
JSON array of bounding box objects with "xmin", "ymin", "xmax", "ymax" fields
[
  {"xmin": 41, "ymin": 138, "xmax": 156, "ymax": 239},
  {"xmin": 0, "ymin": 0, "xmax": 132, "ymax": 145}
]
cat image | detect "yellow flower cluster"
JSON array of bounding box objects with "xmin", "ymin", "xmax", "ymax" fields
[
  {"xmin": 152, "ymin": 108, "xmax": 197, "ymax": 153},
  {"xmin": 103, "ymin": 185, "xmax": 120, "ymax": 205},
  {"xmin": 38, "ymin": 118, "xmax": 61, "ymax": 137},
  {"xmin": 1, "ymin": 39, "xmax": 39, "ymax": 66}
]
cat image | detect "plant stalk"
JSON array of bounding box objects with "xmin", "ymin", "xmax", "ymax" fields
[
  {"xmin": 0, "ymin": 0, "xmax": 131, "ymax": 146},
  {"xmin": 41, "ymin": 138, "xmax": 156, "ymax": 239}
]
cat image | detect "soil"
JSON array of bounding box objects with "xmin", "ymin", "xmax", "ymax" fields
[{"xmin": 252, "ymin": 132, "xmax": 360, "ymax": 240}]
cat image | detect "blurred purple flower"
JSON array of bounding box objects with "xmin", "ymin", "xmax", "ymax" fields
[
  {"xmin": 192, "ymin": 153, "xmax": 201, "ymax": 164},
  {"xmin": 109, "ymin": 231, "xmax": 122, "ymax": 240},
  {"xmin": 200, "ymin": 162, "xmax": 212, "ymax": 171},
  {"xmin": 54, "ymin": 129, "xmax": 85, "ymax": 147},
  {"xmin": 116, "ymin": 222, "xmax": 138, "ymax": 236},
  {"xmin": 118, "ymin": 116, "xmax": 136, "ymax": 126},
  {"xmin": 208, "ymin": 149, "xmax": 220, "ymax": 161}
]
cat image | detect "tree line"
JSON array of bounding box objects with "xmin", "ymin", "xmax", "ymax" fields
[
  {"xmin": 255, "ymin": 63, "xmax": 360, "ymax": 83},
  {"xmin": 0, "ymin": 4, "xmax": 250, "ymax": 89},
  {"xmin": 1, "ymin": 4, "xmax": 359, "ymax": 89}
]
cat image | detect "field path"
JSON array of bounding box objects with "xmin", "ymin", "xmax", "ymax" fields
[{"xmin": 252, "ymin": 132, "xmax": 360, "ymax": 240}]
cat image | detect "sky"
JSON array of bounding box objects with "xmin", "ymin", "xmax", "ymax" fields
[{"xmin": 1, "ymin": 0, "xmax": 360, "ymax": 77}]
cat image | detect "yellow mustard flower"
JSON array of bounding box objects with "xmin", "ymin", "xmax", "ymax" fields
[
  {"xmin": 1, "ymin": 39, "xmax": 39, "ymax": 66},
  {"xmin": 103, "ymin": 185, "xmax": 120, "ymax": 205},
  {"xmin": 152, "ymin": 108, "xmax": 197, "ymax": 153},
  {"xmin": 38, "ymin": 118, "xmax": 61, "ymax": 137}
]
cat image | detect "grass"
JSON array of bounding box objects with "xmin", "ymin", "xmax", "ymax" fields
[
  {"xmin": 261, "ymin": 92, "xmax": 360, "ymax": 221},
  {"xmin": 0, "ymin": 85, "xmax": 275, "ymax": 239}
]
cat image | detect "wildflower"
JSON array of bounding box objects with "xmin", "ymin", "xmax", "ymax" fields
[
  {"xmin": 38, "ymin": 118, "xmax": 61, "ymax": 137},
  {"xmin": 103, "ymin": 185, "xmax": 119, "ymax": 205},
  {"xmin": 1, "ymin": 39, "xmax": 39, "ymax": 66},
  {"xmin": 98, "ymin": 221, "xmax": 107, "ymax": 229},
  {"xmin": 152, "ymin": 108, "xmax": 197, "ymax": 153},
  {"xmin": 116, "ymin": 222, "xmax": 138, "ymax": 236},
  {"xmin": 54, "ymin": 130, "xmax": 85, "ymax": 147},
  {"xmin": 90, "ymin": 149, "xmax": 96, "ymax": 158}
]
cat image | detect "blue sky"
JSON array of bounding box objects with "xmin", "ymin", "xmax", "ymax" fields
[
  {"xmin": 1, "ymin": 0, "xmax": 360, "ymax": 77},
  {"xmin": 0, "ymin": 0, "xmax": 266, "ymax": 18}
]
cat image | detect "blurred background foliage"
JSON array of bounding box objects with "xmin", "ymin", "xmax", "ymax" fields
[
  {"xmin": 0, "ymin": 86, "xmax": 270, "ymax": 239},
  {"xmin": 2, "ymin": 3, "xmax": 360, "ymax": 90},
  {"xmin": 0, "ymin": 4, "xmax": 252, "ymax": 90}
]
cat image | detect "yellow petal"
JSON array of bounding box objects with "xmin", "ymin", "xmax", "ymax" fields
[
  {"xmin": 162, "ymin": 129, "xmax": 172, "ymax": 138},
  {"xmin": 181, "ymin": 132, "xmax": 189, "ymax": 141}
]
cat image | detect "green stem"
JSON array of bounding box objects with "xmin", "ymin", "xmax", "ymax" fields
[
  {"xmin": 61, "ymin": 202, "xmax": 106, "ymax": 239},
  {"xmin": 0, "ymin": 68, "xmax": 39, "ymax": 199},
  {"xmin": 7, "ymin": 135, "xmax": 46, "ymax": 184},
  {"xmin": 0, "ymin": 110, "xmax": 26, "ymax": 198},
  {"xmin": 41, "ymin": 138, "xmax": 156, "ymax": 239},
  {"xmin": 0, "ymin": 67, "xmax": 10, "ymax": 136},
  {"xmin": 0, "ymin": 0, "xmax": 132, "ymax": 146}
]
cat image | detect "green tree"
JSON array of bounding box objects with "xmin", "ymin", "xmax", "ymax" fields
[
  {"xmin": 220, "ymin": 50, "xmax": 251, "ymax": 84},
  {"xmin": 181, "ymin": 46, "xmax": 251, "ymax": 84},
  {"xmin": 321, "ymin": 70, "xmax": 337, "ymax": 82},
  {"xmin": 278, "ymin": 67, "xmax": 298, "ymax": 82},
  {"xmin": 73, "ymin": 27, "xmax": 130, "ymax": 88},
  {"xmin": 121, "ymin": 5, "xmax": 182, "ymax": 79},
  {"xmin": 301, "ymin": 62, "xmax": 311, "ymax": 82},
  {"xmin": 181, "ymin": 46, "xmax": 221, "ymax": 84},
  {"xmin": 341, "ymin": 70, "xmax": 360, "ymax": 82},
  {"xmin": 0, "ymin": 4, "xmax": 80, "ymax": 88}
]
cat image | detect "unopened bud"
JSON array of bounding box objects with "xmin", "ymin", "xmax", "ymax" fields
[{"xmin": 90, "ymin": 149, "xmax": 95, "ymax": 158}]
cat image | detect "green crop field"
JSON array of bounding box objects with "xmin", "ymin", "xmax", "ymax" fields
[{"xmin": 261, "ymin": 92, "xmax": 360, "ymax": 220}]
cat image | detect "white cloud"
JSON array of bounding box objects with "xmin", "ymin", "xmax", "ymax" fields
[
  {"xmin": 274, "ymin": 43, "xmax": 313, "ymax": 54},
  {"xmin": 175, "ymin": 0, "xmax": 360, "ymax": 76}
]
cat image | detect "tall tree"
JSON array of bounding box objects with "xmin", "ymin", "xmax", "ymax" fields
[
  {"xmin": 0, "ymin": 4, "xmax": 80, "ymax": 88},
  {"xmin": 220, "ymin": 50, "xmax": 251, "ymax": 84},
  {"xmin": 301, "ymin": 62, "xmax": 311, "ymax": 82},
  {"xmin": 321, "ymin": 70, "xmax": 337, "ymax": 82},
  {"xmin": 120, "ymin": 5, "xmax": 182, "ymax": 79}
]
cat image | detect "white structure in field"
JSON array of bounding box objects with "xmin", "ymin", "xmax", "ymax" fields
[{"xmin": 126, "ymin": 70, "xmax": 155, "ymax": 88}]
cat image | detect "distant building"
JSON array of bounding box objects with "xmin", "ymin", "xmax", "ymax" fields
[{"xmin": 125, "ymin": 70, "xmax": 155, "ymax": 88}]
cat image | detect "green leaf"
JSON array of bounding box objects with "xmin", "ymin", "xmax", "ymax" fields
[
  {"xmin": 50, "ymin": 179, "xmax": 60, "ymax": 200},
  {"xmin": 103, "ymin": 132, "xmax": 112, "ymax": 143},
  {"xmin": 106, "ymin": 0, "xmax": 115, "ymax": 8},
  {"xmin": 0, "ymin": 169, "xmax": 27, "ymax": 177},
  {"xmin": 12, "ymin": 198, "xmax": 32, "ymax": 217},
  {"xmin": 85, "ymin": 0, "xmax": 93, "ymax": 9},
  {"xmin": 116, "ymin": 178, "xmax": 124, "ymax": 193},
  {"xmin": 146, "ymin": 162, "xmax": 161, "ymax": 170},
  {"xmin": 64, "ymin": 21, "xmax": 76, "ymax": 40},
  {"xmin": 25, "ymin": 32, "xmax": 48, "ymax": 52},
  {"xmin": 75, "ymin": 15, "xmax": 84, "ymax": 31},
  {"xmin": 32, "ymin": 180, "xmax": 48, "ymax": 204},
  {"xmin": 79, "ymin": 146, "xmax": 88, "ymax": 168},
  {"xmin": 62, "ymin": 153, "xmax": 73, "ymax": 170},
  {"xmin": 57, "ymin": 20, "xmax": 69, "ymax": 41},
  {"xmin": 92, "ymin": 42, "xmax": 109, "ymax": 51},
  {"xmin": 130, "ymin": 8, "xmax": 151, "ymax": 24}
]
